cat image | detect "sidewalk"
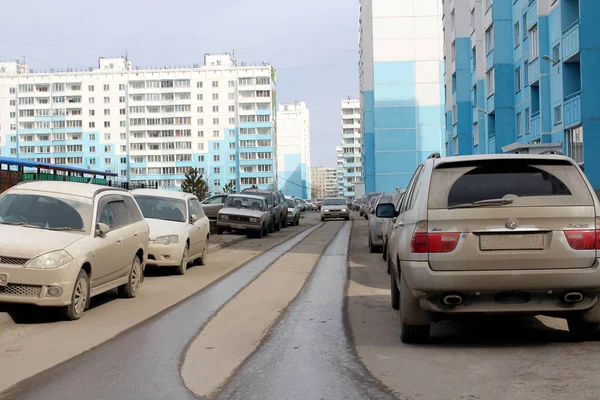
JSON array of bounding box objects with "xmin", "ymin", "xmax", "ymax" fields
[{"xmin": 208, "ymin": 232, "xmax": 247, "ymax": 253}]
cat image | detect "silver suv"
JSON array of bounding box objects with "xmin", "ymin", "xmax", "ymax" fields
[{"xmin": 378, "ymin": 153, "xmax": 600, "ymax": 343}]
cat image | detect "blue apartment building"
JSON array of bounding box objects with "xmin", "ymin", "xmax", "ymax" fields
[{"xmin": 445, "ymin": 0, "xmax": 600, "ymax": 189}]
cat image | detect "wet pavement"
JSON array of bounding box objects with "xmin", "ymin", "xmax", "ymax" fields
[
  {"xmin": 0, "ymin": 223, "xmax": 324, "ymax": 400},
  {"xmin": 215, "ymin": 221, "xmax": 396, "ymax": 400}
]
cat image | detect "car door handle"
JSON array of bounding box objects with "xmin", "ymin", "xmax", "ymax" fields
[
  {"xmin": 117, "ymin": 239, "xmax": 122, "ymax": 244},
  {"xmin": 134, "ymin": 233, "xmax": 138, "ymax": 237}
]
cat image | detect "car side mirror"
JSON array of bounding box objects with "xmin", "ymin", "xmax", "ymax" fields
[
  {"xmin": 190, "ymin": 214, "xmax": 199, "ymax": 223},
  {"xmin": 376, "ymin": 203, "xmax": 396, "ymax": 218},
  {"xmin": 95, "ymin": 222, "xmax": 110, "ymax": 237}
]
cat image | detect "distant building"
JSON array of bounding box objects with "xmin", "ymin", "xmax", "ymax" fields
[
  {"xmin": 0, "ymin": 54, "xmax": 277, "ymax": 193},
  {"xmin": 276, "ymin": 101, "xmax": 311, "ymax": 198},
  {"xmin": 336, "ymin": 144, "xmax": 344, "ymax": 197},
  {"xmin": 340, "ymin": 99, "xmax": 362, "ymax": 199},
  {"xmin": 442, "ymin": 0, "xmax": 598, "ymax": 188},
  {"xmin": 359, "ymin": 0, "xmax": 446, "ymax": 192},
  {"xmin": 311, "ymin": 167, "xmax": 338, "ymax": 198}
]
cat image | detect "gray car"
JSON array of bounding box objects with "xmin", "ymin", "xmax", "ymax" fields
[
  {"xmin": 360, "ymin": 192, "xmax": 383, "ymax": 217},
  {"xmin": 285, "ymin": 199, "xmax": 301, "ymax": 226},
  {"xmin": 201, "ymin": 194, "xmax": 228, "ymax": 220},
  {"xmin": 368, "ymin": 193, "xmax": 393, "ymax": 253},
  {"xmin": 320, "ymin": 198, "xmax": 350, "ymax": 221}
]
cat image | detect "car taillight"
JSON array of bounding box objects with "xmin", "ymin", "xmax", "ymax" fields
[
  {"xmin": 410, "ymin": 221, "xmax": 460, "ymax": 254},
  {"xmin": 563, "ymin": 230, "xmax": 598, "ymax": 250}
]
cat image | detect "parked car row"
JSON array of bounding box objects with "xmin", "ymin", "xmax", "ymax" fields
[
  {"xmin": 0, "ymin": 181, "xmax": 212, "ymax": 321},
  {"xmin": 367, "ymin": 152, "xmax": 600, "ymax": 344}
]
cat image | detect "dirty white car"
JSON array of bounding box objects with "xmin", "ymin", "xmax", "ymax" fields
[
  {"xmin": 0, "ymin": 181, "xmax": 149, "ymax": 320},
  {"xmin": 133, "ymin": 189, "xmax": 209, "ymax": 275}
]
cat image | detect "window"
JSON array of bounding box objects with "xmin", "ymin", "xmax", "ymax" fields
[
  {"xmin": 212, "ymin": 81, "xmax": 219, "ymax": 88},
  {"xmin": 515, "ymin": 67, "xmax": 521, "ymax": 92},
  {"xmin": 198, "ymin": 130, "xmax": 204, "ymax": 137},
  {"xmin": 485, "ymin": 25, "xmax": 494, "ymax": 53},
  {"xmin": 452, "ymin": 104, "xmax": 457, "ymax": 125},
  {"xmin": 198, "ymin": 118, "xmax": 204, "ymax": 125},
  {"xmin": 104, "ymin": 146, "xmax": 111, "ymax": 152},
  {"xmin": 525, "ymin": 108, "xmax": 530, "ymax": 134},
  {"xmin": 452, "ymin": 136, "xmax": 458, "ymax": 155},
  {"xmin": 470, "ymin": 8, "xmax": 475, "ymax": 30},
  {"xmin": 104, "ymin": 84, "xmax": 110, "ymax": 91},
  {"xmin": 555, "ymin": 105, "xmax": 562, "ymax": 125},
  {"xmin": 9, "ymin": 100, "xmax": 15, "ymax": 106},
  {"xmin": 213, "ymin": 143, "xmax": 220, "ymax": 150},
  {"xmin": 523, "ymin": 14, "xmax": 528, "ymax": 38},
  {"xmin": 228, "ymin": 80, "xmax": 235, "ymax": 88},
  {"xmin": 524, "ymin": 59, "xmax": 529, "ymax": 84},
  {"xmin": 89, "ymin": 97, "xmax": 95, "ymax": 104},
  {"xmin": 197, "ymin": 94, "xmax": 203, "ymax": 100},
  {"xmin": 228, "ymin": 93, "xmax": 235, "ymax": 100},
  {"xmin": 214, "ymin": 155, "xmax": 220, "ymax": 162},
  {"xmin": 229, "ymin": 117, "xmax": 235, "ymax": 124},
  {"xmin": 514, "ymin": 22, "xmax": 520, "ymax": 47},
  {"xmin": 214, "ymin": 167, "xmax": 220, "ymax": 174},
  {"xmin": 212, "ymin": 93, "xmax": 219, "ymax": 100},
  {"xmin": 529, "ymin": 25, "xmax": 539, "ymax": 59},
  {"xmin": 119, "ymin": 84, "xmax": 125, "ymax": 91},
  {"xmin": 198, "ymin": 155, "xmax": 205, "ymax": 162},
  {"xmin": 119, "ymin": 96, "xmax": 125, "ymax": 103},
  {"xmin": 88, "ymin": 85, "xmax": 95, "ymax": 91},
  {"xmin": 486, "ymin": 68, "xmax": 495, "ymax": 95},
  {"xmin": 566, "ymin": 127, "xmax": 583, "ymax": 163},
  {"xmin": 213, "ymin": 118, "xmax": 219, "ymax": 125},
  {"xmin": 104, "ymin": 133, "xmax": 111, "ymax": 140},
  {"xmin": 120, "ymin": 132, "xmax": 126, "ymax": 140},
  {"xmin": 228, "ymin": 105, "xmax": 235, "ymax": 112},
  {"xmin": 89, "ymin": 110, "xmax": 95, "ymax": 116},
  {"xmin": 197, "ymin": 81, "xmax": 203, "ymax": 88},
  {"xmin": 198, "ymin": 106, "xmax": 204, "ymax": 113},
  {"xmin": 104, "ymin": 96, "xmax": 110, "ymax": 104},
  {"xmin": 473, "ymin": 122, "xmax": 479, "ymax": 146},
  {"xmin": 229, "ymin": 142, "xmax": 235, "ymax": 149},
  {"xmin": 553, "ymin": 44, "xmax": 560, "ymax": 64},
  {"xmin": 213, "ymin": 105, "xmax": 219, "ymax": 112},
  {"xmin": 104, "ymin": 121, "xmax": 110, "ymax": 128},
  {"xmin": 89, "ymin": 122, "xmax": 95, "ymax": 128},
  {"xmin": 104, "ymin": 109, "xmax": 110, "ymax": 115},
  {"xmin": 213, "ymin": 130, "xmax": 220, "ymax": 137},
  {"xmin": 516, "ymin": 112, "xmax": 522, "ymax": 137}
]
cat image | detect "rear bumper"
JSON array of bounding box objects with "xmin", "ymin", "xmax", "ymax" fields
[{"xmin": 401, "ymin": 259, "xmax": 600, "ymax": 318}]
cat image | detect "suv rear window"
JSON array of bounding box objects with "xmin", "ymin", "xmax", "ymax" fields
[{"xmin": 428, "ymin": 159, "xmax": 594, "ymax": 209}]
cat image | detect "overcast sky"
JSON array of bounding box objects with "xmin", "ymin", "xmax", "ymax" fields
[{"xmin": 0, "ymin": 0, "xmax": 359, "ymax": 167}]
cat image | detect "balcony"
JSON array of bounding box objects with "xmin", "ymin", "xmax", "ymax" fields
[
  {"xmin": 563, "ymin": 91, "xmax": 581, "ymax": 127},
  {"xmin": 527, "ymin": 58, "xmax": 540, "ymax": 86},
  {"xmin": 562, "ymin": 20, "xmax": 580, "ymax": 62},
  {"xmin": 531, "ymin": 112, "xmax": 541, "ymax": 137}
]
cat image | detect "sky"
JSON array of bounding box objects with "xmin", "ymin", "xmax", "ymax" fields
[{"xmin": 0, "ymin": 0, "xmax": 359, "ymax": 167}]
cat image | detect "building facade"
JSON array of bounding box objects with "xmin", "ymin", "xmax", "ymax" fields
[
  {"xmin": 359, "ymin": 0, "xmax": 446, "ymax": 193},
  {"xmin": 336, "ymin": 144, "xmax": 344, "ymax": 197},
  {"xmin": 444, "ymin": 0, "xmax": 600, "ymax": 188},
  {"xmin": 276, "ymin": 101, "xmax": 311, "ymax": 198},
  {"xmin": 0, "ymin": 54, "xmax": 277, "ymax": 193},
  {"xmin": 340, "ymin": 99, "xmax": 362, "ymax": 199},
  {"xmin": 311, "ymin": 167, "xmax": 338, "ymax": 199}
]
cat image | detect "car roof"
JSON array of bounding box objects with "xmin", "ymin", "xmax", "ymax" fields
[
  {"xmin": 228, "ymin": 194, "xmax": 266, "ymax": 201},
  {"xmin": 242, "ymin": 189, "xmax": 274, "ymax": 194},
  {"xmin": 12, "ymin": 181, "xmax": 125, "ymax": 199},
  {"xmin": 432, "ymin": 153, "xmax": 575, "ymax": 165},
  {"xmin": 132, "ymin": 189, "xmax": 194, "ymax": 200}
]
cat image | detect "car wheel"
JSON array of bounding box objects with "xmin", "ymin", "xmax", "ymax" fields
[
  {"xmin": 400, "ymin": 273, "xmax": 430, "ymax": 344},
  {"xmin": 268, "ymin": 220, "xmax": 275, "ymax": 233},
  {"xmin": 118, "ymin": 256, "xmax": 142, "ymax": 298},
  {"xmin": 369, "ymin": 235, "xmax": 377, "ymax": 253},
  {"xmin": 197, "ymin": 239, "xmax": 208, "ymax": 266},
  {"xmin": 295, "ymin": 216, "xmax": 300, "ymax": 226},
  {"xmin": 175, "ymin": 245, "xmax": 189, "ymax": 275},
  {"xmin": 321, "ymin": 217, "xmax": 325, "ymax": 222},
  {"xmin": 61, "ymin": 269, "xmax": 89, "ymax": 321},
  {"xmin": 383, "ymin": 242, "xmax": 387, "ymax": 261},
  {"xmin": 567, "ymin": 317, "xmax": 598, "ymax": 341},
  {"xmin": 255, "ymin": 224, "xmax": 264, "ymax": 238},
  {"xmin": 275, "ymin": 217, "xmax": 281, "ymax": 231},
  {"xmin": 391, "ymin": 268, "xmax": 400, "ymax": 310},
  {"xmin": 281, "ymin": 215, "xmax": 287, "ymax": 228}
]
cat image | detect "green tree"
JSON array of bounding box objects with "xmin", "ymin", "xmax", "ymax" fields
[
  {"xmin": 223, "ymin": 181, "xmax": 236, "ymax": 194},
  {"xmin": 181, "ymin": 168, "xmax": 210, "ymax": 200}
]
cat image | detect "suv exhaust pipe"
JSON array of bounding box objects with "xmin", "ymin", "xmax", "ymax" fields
[
  {"xmin": 562, "ymin": 291, "xmax": 584, "ymax": 304},
  {"xmin": 442, "ymin": 294, "xmax": 463, "ymax": 306}
]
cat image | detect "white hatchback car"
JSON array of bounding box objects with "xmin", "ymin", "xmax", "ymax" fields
[
  {"xmin": 133, "ymin": 190, "xmax": 210, "ymax": 275},
  {"xmin": 0, "ymin": 181, "xmax": 149, "ymax": 320}
]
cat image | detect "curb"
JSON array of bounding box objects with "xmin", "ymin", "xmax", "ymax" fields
[{"xmin": 208, "ymin": 235, "xmax": 247, "ymax": 253}]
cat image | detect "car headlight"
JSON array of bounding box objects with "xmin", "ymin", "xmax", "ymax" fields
[
  {"xmin": 249, "ymin": 218, "xmax": 259, "ymax": 223},
  {"xmin": 26, "ymin": 250, "xmax": 73, "ymax": 269},
  {"xmin": 323, "ymin": 209, "xmax": 330, "ymax": 212},
  {"xmin": 154, "ymin": 235, "xmax": 179, "ymax": 245},
  {"xmin": 220, "ymin": 215, "xmax": 229, "ymax": 220},
  {"xmin": 341, "ymin": 208, "xmax": 347, "ymax": 212}
]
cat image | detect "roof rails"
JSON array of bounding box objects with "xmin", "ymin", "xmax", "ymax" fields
[
  {"xmin": 427, "ymin": 152, "xmax": 442, "ymax": 159},
  {"xmin": 539, "ymin": 150, "xmax": 564, "ymax": 155}
]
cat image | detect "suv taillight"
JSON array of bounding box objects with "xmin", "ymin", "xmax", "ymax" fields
[
  {"xmin": 563, "ymin": 218, "xmax": 600, "ymax": 250},
  {"xmin": 409, "ymin": 221, "xmax": 461, "ymax": 254}
]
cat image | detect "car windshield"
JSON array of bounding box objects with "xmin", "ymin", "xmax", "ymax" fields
[
  {"xmin": 225, "ymin": 196, "xmax": 266, "ymax": 211},
  {"xmin": 0, "ymin": 192, "xmax": 92, "ymax": 232},
  {"xmin": 134, "ymin": 195, "xmax": 187, "ymax": 222},
  {"xmin": 323, "ymin": 198, "xmax": 345, "ymax": 206},
  {"xmin": 286, "ymin": 199, "xmax": 297, "ymax": 208},
  {"xmin": 244, "ymin": 191, "xmax": 272, "ymax": 206}
]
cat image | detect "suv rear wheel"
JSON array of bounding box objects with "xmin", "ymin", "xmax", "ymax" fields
[
  {"xmin": 567, "ymin": 317, "xmax": 598, "ymax": 341},
  {"xmin": 400, "ymin": 273, "xmax": 430, "ymax": 344}
]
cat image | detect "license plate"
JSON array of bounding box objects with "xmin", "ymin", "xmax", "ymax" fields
[
  {"xmin": 0, "ymin": 274, "xmax": 7, "ymax": 287},
  {"xmin": 231, "ymin": 224, "xmax": 246, "ymax": 230},
  {"xmin": 480, "ymin": 234, "xmax": 544, "ymax": 250}
]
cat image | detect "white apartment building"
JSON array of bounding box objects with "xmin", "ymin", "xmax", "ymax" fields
[
  {"xmin": 340, "ymin": 98, "xmax": 362, "ymax": 199},
  {"xmin": 276, "ymin": 101, "xmax": 311, "ymax": 198},
  {"xmin": 311, "ymin": 166, "xmax": 338, "ymax": 199},
  {"xmin": 0, "ymin": 54, "xmax": 277, "ymax": 193},
  {"xmin": 336, "ymin": 144, "xmax": 344, "ymax": 197}
]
